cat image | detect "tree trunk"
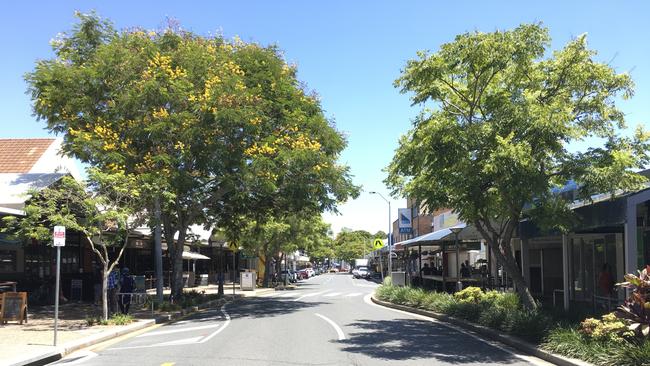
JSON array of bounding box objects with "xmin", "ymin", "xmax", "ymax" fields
[
  {"xmin": 475, "ymin": 220, "xmax": 538, "ymax": 310},
  {"xmin": 101, "ymin": 268, "xmax": 109, "ymax": 321},
  {"xmin": 170, "ymin": 228, "xmax": 186, "ymax": 301}
]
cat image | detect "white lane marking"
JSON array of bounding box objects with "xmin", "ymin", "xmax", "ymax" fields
[
  {"xmin": 344, "ymin": 292, "xmax": 362, "ymax": 297},
  {"xmin": 109, "ymin": 303, "xmax": 231, "ymax": 350},
  {"xmin": 137, "ymin": 323, "xmax": 222, "ymax": 337},
  {"xmin": 315, "ymin": 313, "xmax": 346, "ymax": 340},
  {"xmin": 276, "ymin": 292, "xmax": 297, "ymax": 298},
  {"xmin": 198, "ymin": 303, "xmax": 231, "ymax": 343},
  {"xmin": 323, "ymin": 292, "xmax": 341, "ymax": 297},
  {"xmin": 363, "ymin": 294, "xmax": 553, "ymax": 366},
  {"xmin": 293, "ymin": 291, "xmax": 327, "ymax": 302}
]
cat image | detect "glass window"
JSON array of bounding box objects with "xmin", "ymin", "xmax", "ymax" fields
[{"xmin": 0, "ymin": 250, "xmax": 17, "ymax": 272}]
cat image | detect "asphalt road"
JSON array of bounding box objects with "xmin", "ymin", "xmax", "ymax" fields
[{"xmin": 53, "ymin": 273, "xmax": 552, "ymax": 366}]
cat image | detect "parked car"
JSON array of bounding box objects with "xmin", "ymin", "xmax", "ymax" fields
[
  {"xmin": 280, "ymin": 270, "xmax": 297, "ymax": 283},
  {"xmin": 329, "ymin": 268, "xmax": 338, "ymax": 273},
  {"xmin": 297, "ymin": 269, "xmax": 309, "ymax": 279},
  {"xmin": 305, "ymin": 268, "xmax": 315, "ymax": 277},
  {"xmin": 353, "ymin": 266, "xmax": 370, "ymax": 279}
]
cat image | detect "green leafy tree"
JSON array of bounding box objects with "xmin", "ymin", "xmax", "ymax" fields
[
  {"xmin": 333, "ymin": 230, "xmax": 376, "ymax": 263},
  {"xmin": 2, "ymin": 169, "xmax": 146, "ymax": 320},
  {"xmin": 387, "ymin": 23, "xmax": 649, "ymax": 309}
]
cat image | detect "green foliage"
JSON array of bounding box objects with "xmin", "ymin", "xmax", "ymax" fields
[
  {"xmin": 453, "ymin": 286, "xmax": 485, "ymax": 303},
  {"xmin": 108, "ymin": 313, "xmax": 134, "ymax": 325},
  {"xmin": 580, "ymin": 313, "xmax": 634, "ymax": 343},
  {"xmin": 26, "ymin": 12, "xmax": 359, "ymax": 298},
  {"xmin": 332, "ymin": 230, "xmax": 377, "ymax": 262},
  {"xmin": 386, "ymin": 22, "xmax": 650, "ymax": 309},
  {"xmin": 616, "ymin": 265, "xmax": 650, "ymax": 337}
]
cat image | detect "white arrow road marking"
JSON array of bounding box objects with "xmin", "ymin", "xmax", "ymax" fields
[
  {"xmin": 293, "ymin": 291, "xmax": 328, "ymax": 302},
  {"xmin": 137, "ymin": 323, "xmax": 223, "ymax": 337},
  {"xmin": 323, "ymin": 292, "xmax": 341, "ymax": 297},
  {"xmin": 315, "ymin": 313, "xmax": 346, "ymax": 340},
  {"xmin": 109, "ymin": 303, "xmax": 231, "ymax": 350},
  {"xmin": 198, "ymin": 303, "xmax": 231, "ymax": 343}
]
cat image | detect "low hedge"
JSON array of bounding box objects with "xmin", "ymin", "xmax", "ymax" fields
[{"xmin": 375, "ymin": 284, "xmax": 650, "ymax": 366}]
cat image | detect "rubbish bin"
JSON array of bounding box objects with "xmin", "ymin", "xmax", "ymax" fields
[
  {"xmin": 240, "ymin": 271, "xmax": 256, "ymax": 291},
  {"xmin": 391, "ymin": 272, "xmax": 406, "ymax": 287}
]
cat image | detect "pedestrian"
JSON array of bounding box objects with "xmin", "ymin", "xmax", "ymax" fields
[
  {"xmin": 119, "ymin": 268, "xmax": 135, "ymax": 315},
  {"xmin": 107, "ymin": 268, "xmax": 120, "ymax": 315},
  {"xmin": 598, "ymin": 263, "xmax": 615, "ymax": 296}
]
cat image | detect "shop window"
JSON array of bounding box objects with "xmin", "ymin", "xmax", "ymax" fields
[{"xmin": 0, "ymin": 250, "xmax": 17, "ymax": 272}]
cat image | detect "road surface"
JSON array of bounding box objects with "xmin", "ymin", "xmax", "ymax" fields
[{"xmin": 52, "ymin": 273, "xmax": 552, "ymax": 366}]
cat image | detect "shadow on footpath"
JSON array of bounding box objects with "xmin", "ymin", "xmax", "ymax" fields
[
  {"xmin": 339, "ymin": 318, "xmax": 524, "ymax": 364},
  {"xmin": 226, "ymin": 297, "xmax": 327, "ymax": 320}
]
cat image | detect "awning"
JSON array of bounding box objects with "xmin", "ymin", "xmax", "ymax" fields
[
  {"xmin": 182, "ymin": 251, "xmax": 211, "ymax": 260},
  {"xmin": 394, "ymin": 223, "xmax": 483, "ymax": 248}
]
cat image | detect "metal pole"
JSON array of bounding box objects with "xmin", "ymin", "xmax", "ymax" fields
[
  {"xmin": 154, "ymin": 197, "xmax": 163, "ymax": 304},
  {"xmin": 232, "ymin": 251, "xmax": 236, "ymax": 298},
  {"xmin": 388, "ymin": 200, "xmax": 392, "ymax": 276},
  {"xmin": 54, "ymin": 246, "xmax": 61, "ymax": 346},
  {"xmin": 456, "ymin": 233, "xmax": 462, "ymax": 291}
]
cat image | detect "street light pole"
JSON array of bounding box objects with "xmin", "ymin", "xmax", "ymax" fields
[
  {"xmin": 370, "ymin": 192, "xmax": 391, "ymax": 278},
  {"xmin": 450, "ymin": 226, "xmax": 463, "ymax": 292}
]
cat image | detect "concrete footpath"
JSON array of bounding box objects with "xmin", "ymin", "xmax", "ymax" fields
[{"xmin": 1, "ymin": 285, "xmax": 274, "ymax": 366}]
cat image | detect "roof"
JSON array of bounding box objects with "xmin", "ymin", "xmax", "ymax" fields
[
  {"xmin": 0, "ymin": 173, "xmax": 67, "ymax": 209},
  {"xmin": 0, "ymin": 138, "xmax": 56, "ymax": 173}
]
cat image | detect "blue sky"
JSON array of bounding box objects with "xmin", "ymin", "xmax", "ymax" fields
[{"xmin": 1, "ymin": 1, "xmax": 648, "ymax": 235}]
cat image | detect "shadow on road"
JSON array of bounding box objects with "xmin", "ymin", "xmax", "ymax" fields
[
  {"xmin": 339, "ymin": 318, "xmax": 523, "ymax": 364},
  {"xmin": 227, "ymin": 298, "xmax": 327, "ymax": 320}
]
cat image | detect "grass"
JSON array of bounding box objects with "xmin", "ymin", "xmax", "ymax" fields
[
  {"xmin": 85, "ymin": 313, "xmax": 134, "ymax": 326},
  {"xmin": 375, "ymin": 284, "xmax": 650, "ymax": 365}
]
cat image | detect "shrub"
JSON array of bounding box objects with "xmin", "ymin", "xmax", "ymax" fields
[
  {"xmin": 580, "ymin": 313, "xmax": 634, "ymax": 343},
  {"xmin": 478, "ymin": 306, "xmax": 508, "ymax": 329},
  {"xmin": 446, "ymin": 301, "xmax": 483, "ymax": 322},
  {"xmin": 158, "ymin": 301, "xmax": 182, "ymax": 312},
  {"xmin": 454, "ymin": 286, "xmax": 484, "ymax": 303},
  {"xmin": 405, "ymin": 288, "xmax": 428, "ymax": 308},
  {"xmin": 504, "ymin": 309, "xmax": 551, "ymax": 343},
  {"xmin": 420, "ymin": 292, "xmax": 455, "ymax": 313},
  {"xmin": 108, "ymin": 313, "xmax": 134, "ymax": 325}
]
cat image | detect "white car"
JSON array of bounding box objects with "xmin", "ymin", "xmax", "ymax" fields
[
  {"xmin": 305, "ymin": 268, "xmax": 315, "ymax": 277},
  {"xmin": 353, "ymin": 266, "xmax": 369, "ymax": 279}
]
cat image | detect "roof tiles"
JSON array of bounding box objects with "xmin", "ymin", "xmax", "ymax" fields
[{"xmin": 0, "ymin": 138, "xmax": 55, "ymax": 173}]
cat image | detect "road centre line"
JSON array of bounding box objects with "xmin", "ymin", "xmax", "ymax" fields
[
  {"xmin": 362, "ymin": 294, "xmax": 552, "ymax": 366},
  {"xmin": 314, "ymin": 313, "xmax": 346, "ymax": 340}
]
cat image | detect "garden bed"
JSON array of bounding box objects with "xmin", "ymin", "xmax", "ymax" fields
[{"xmin": 375, "ymin": 283, "xmax": 650, "ymax": 366}]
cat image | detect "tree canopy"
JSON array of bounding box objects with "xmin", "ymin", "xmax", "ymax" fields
[{"xmin": 387, "ymin": 23, "xmax": 649, "ymax": 309}]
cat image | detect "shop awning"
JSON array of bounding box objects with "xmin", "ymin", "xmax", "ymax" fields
[{"xmin": 182, "ymin": 251, "xmax": 210, "ymax": 260}]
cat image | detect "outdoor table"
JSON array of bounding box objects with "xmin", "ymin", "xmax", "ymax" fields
[{"xmin": 0, "ymin": 281, "xmax": 17, "ymax": 292}]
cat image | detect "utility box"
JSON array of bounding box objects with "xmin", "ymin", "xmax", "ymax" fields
[
  {"xmin": 391, "ymin": 272, "xmax": 406, "ymax": 287},
  {"xmin": 240, "ymin": 271, "xmax": 256, "ymax": 291}
]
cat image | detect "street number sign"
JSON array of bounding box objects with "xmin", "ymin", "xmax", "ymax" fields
[
  {"xmin": 373, "ymin": 238, "xmax": 384, "ymax": 250},
  {"xmin": 53, "ymin": 226, "xmax": 66, "ymax": 247}
]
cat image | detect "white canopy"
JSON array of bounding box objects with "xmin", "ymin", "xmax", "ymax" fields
[{"xmin": 182, "ymin": 251, "xmax": 210, "ymax": 260}]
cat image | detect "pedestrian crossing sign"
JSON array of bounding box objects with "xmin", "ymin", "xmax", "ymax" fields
[
  {"xmin": 228, "ymin": 242, "xmax": 239, "ymax": 252},
  {"xmin": 373, "ymin": 238, "xmax": 384, "ymax": 250}
]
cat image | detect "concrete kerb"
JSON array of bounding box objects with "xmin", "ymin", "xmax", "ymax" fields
[{"xmin": 370, "ymin": 295, "xmax": 594, "ymax": 366}]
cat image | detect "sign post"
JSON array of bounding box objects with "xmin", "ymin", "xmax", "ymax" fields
[
  {"xmin": 373, "ymin": 239, "xmax": 385, "ymax": 282},
  {"xmin": 228, "ymin": 243, "xmax": 238, "ymax": 298},
  {"xmin": 52, "ymin": 226, "xmax": 65, "ymax": 346}
]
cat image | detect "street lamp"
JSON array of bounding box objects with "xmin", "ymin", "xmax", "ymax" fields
[
  {"xmin": 450, "ymin": 226, "xmax": 463, "ymax": 292},
  {"xmin": 369, "ymin": 191, "xmax": 392, "ymax": 278}
]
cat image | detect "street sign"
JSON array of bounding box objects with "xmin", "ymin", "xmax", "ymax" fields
[
  {"xmin": 228, "ymin": 242, "xmax": 239, "ymax": 252},
  {"xmin": 373, "ymin": 238, "xmax": 384, "ymax": 250},
  {"xmin": 53, "ymin": 226, "xmax": 66, "ymax": 247}
]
